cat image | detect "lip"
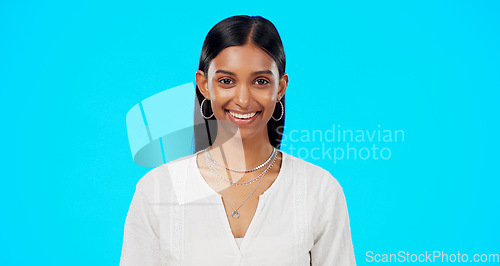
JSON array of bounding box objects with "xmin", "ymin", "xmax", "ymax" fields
[
  {"xmin": 225, "ymin": 110, "xmax": 261, "ymax": 125},
  {"xmin": 227, "ymin": 109, "xmax": 260, "ymax": 115}
]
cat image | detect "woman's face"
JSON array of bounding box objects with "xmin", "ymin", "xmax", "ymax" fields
[{"xmin": 197, "ymin": 43, "xmax": 288, "ymax": 140}]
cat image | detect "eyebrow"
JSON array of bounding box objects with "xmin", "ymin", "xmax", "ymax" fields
[{"xmin": 215, "ymin": 69, "xmax": 274, "ymax": 76}]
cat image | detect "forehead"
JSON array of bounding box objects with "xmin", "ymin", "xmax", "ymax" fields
[{"xmin": 209, "ymin": 44, "xmax": 277, "ymax": 74}]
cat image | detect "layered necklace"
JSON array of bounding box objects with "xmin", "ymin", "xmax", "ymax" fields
[
  {"xmin": 206, "ymin": 147, "xmax": 277, "ymax": 174},
  {"xmin": 203, "ymin": 147, "xmax": 278, "ymax": 219}
]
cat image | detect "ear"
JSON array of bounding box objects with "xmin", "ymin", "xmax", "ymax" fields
[
  {"xmin": 277, "ymin": 73, "xmax": 289, "ymax": 101},
  {"xmin": 196, "ymin": 70, "xmax": 210, "ymax": 100}
]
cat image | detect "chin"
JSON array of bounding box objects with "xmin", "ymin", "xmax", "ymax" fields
[{"xmin": 217, "ymin": 120, "xmax": 267, "ymax": 140}]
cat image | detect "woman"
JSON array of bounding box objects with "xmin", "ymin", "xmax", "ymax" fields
[{"xmin": 120, "ymin": 15, "xmax": 356, "ymax": 265}]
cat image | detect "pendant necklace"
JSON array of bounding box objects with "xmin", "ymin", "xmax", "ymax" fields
[{"xmin": 204, "ymin": 149, "xmax": 277, "ymax": 219}]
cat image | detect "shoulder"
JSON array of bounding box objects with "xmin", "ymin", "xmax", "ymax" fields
[
  {"xmin": 282, "ymin": 151, "xmax": 343, "ymax": 197},
  {"xmin": 135, "ymin": 152, "xmax": 197, "ymax": 193}
]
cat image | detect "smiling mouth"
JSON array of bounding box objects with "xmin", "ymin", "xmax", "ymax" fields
[{"xmin": 226, "ymin": 110, "xmax": 261, "ymax": 119}]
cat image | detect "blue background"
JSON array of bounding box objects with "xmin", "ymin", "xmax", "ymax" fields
[{"xmin": 1, "ymin": 0, "xmax": 498, "ymax": 264}]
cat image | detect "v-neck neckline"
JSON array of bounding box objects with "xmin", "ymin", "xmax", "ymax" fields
[
  {"xmin": 191, "ymin": 148, "xmax": 288, "ymax": 252},
  {"xmin": 192, "ymin": 148, "xmax": 288, "ymax": 200}
]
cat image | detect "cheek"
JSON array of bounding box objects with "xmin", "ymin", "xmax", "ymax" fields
[
  {"xmin": 211, "ymin": 93, "xmax": 233, "ymax": 107},
  {"xmin": 208, "ymin": 85, "xmax": 231, "ymax": 102},
  {"xmin": 255, "ymin": 91, "xmax": 278, "ymax": 107}
]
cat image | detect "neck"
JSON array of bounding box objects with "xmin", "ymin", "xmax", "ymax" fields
[{"xmin": 209, "ymin": 128, "xmax": 275, "ymax": 171}]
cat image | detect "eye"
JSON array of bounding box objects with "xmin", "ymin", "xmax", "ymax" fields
[
  {"xmin": 255, "ymin": 78, "xmax": 270, "ymax": 86},
  {"xmin": 218, "ymin": 78, "xmax": 234, "ymax": 85}
]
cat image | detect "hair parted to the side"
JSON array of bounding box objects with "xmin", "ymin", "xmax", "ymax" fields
[{"xmin": 194, "ymin": 15, "xmax": 286, "ymax": 153}]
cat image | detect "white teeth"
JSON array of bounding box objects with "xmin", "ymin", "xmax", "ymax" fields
[{"xmin": 228, "ymin": 111, "xmax": 257, "ymax": 119}]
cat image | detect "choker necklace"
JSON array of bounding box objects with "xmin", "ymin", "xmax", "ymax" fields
[
  {"xmin": 205, "ymin": 147, "xmax": 276, "ymax": 173},
  {"xmin": 204, "ymin": 148, "xmax": 278, "ymax": 186}
]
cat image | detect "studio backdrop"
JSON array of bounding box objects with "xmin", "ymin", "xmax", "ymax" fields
[{"xmin": 1, "ymin": 0, "xmax": 499, "ymax": 265}]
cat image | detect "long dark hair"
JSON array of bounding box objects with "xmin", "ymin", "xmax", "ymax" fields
[{"xmin": 194, "ymin": 15, "xmax": 286, "ymax": 152}]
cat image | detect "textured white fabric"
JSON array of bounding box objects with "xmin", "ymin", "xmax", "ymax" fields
[
  {"xmin": 235, "ymin": 238, "xmax": 244, "ymax": 249},
  {"xmin": 120, "ymin": 150, "xmax": 356, "ymax": 266}
]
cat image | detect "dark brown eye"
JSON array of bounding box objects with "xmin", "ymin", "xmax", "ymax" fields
[
  {"xmin": 219, "ymin": 78, "xmax": 233, "ymax": 85},
  {"xmin": 255, "ymin": 79, "xmax": 270, "ymax": 85}
]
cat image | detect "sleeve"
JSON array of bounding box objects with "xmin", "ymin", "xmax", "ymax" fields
[
  {"xmin": 120, "ymin": 184, "xmax": 161, "ymax": 266},
  {"xmin": 310, "ymin": 173, "xmax": 356, "ymax": 265}
]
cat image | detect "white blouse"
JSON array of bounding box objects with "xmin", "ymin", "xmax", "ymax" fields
[
  {"xmin": 120, "ymin": 150, "xmax": 356, "ymax": 265},
  {"xmin": 235, "ymin": 238, "xmax": 244, "ymax": 249}
]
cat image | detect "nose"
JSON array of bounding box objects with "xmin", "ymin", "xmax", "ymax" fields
[{"xmin": 233, "ymin": 84, "xmax": 252, "ymax": 108}]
